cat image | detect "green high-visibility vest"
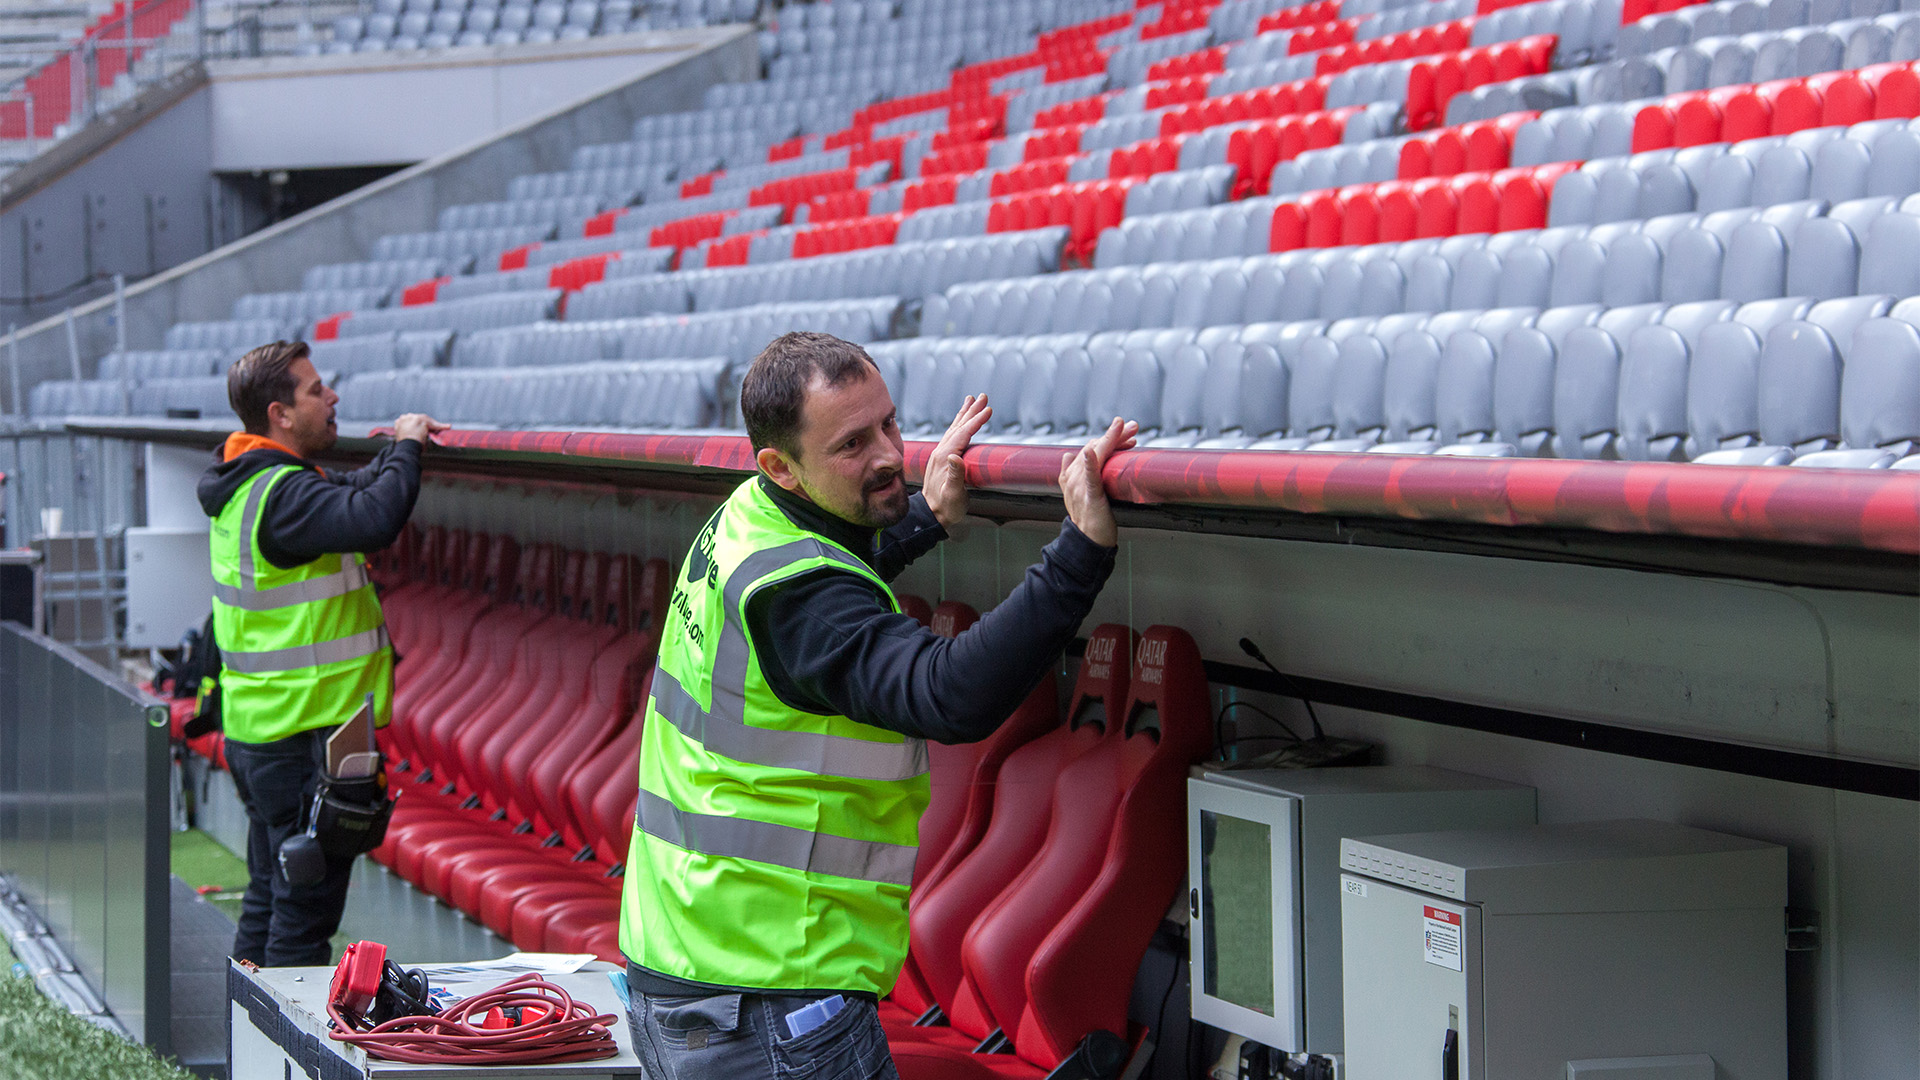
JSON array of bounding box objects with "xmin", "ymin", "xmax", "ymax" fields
[
  {"xmin": 620, "ymin": 478, "xmax": 930, "ymax": 996},
  {"xmin": 209, "ymin": 464, "xmax": 393, "ymax": 745}
]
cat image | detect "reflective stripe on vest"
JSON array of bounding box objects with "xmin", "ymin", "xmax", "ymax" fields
[
  {"xmin": 635, "ymin": 789, "xmax": 917, "ymax": 887},
  {"xmin": 211, "ymin": 475, "xmax": 372, "ymax": 611},
  {"xmin": 646, "ymin": 538, "xmax": 928, "ymax": 783},
  {"xmin": 221, "ymin": 625, "xmax": 392, "ymax": 674}
]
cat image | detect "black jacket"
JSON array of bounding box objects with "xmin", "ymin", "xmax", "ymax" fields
[
  {"xmin": 197, "ymin": 440, "xmax": 423, "ymax": 568},
  {"xmin": 747, "ymin": 475, "xmax": 1117, "ymax": 746}
]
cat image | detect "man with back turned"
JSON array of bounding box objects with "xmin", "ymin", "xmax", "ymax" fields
[{"xmin": 198, "ymin": 340, "xmax": 445, "ymax": 966}]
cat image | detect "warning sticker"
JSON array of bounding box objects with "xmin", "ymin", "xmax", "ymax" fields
[{"xmin": 1423, "ymin": 906, "xmax": 1463, "ymax": 971}]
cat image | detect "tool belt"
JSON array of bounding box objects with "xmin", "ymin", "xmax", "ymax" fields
[{"xmin": 309, "ymin": 769, "xmax": 395, "ymax": 859}]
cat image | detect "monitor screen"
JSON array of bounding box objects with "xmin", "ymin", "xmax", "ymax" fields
[{"xmin": 1200, "ymin": 808, "xmax": 1275, "ymax": 1017}]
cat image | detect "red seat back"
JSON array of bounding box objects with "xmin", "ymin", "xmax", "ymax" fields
[
  {"xmin": 912, "ymin": 601, "xmax": 986, "ymax": 888},
  {"xmin": 898, "ymin": 592, "xmax": 934, "ymax": 627},
  {"xmin": 571, "ymin": 666, "xmax": 655, "ymax": 863},
  {"xmin": 1011, "ymin": 626, "xmax": 1214, "ymax": 1069},
  {"xmin": 917, "ymin": 624, "xmax": 1137, "ymax": 1037},
  {"xmin": 444, "ymin": 544, "xmax": 558, "ymax": 799},
  {"xmin": 522, "ymin": 557, "xmax": 665, "ymax": 843}
]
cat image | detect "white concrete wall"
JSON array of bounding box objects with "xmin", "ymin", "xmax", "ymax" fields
[{"xmin": 207, "ymin": 33, "xmax": 730, "ymax": 172}]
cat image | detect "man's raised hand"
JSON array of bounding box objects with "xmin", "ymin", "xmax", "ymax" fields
[
  {"xmin": 1058, "ymin": 416, "xmax": 1138, "ymax": 548},
  {"xmin": 922, "ymin": 394, "xmax": 992, "ymax": 529},
  {"xmin": 393, "ymin": 413, "xmax": 450, "ymax": 445}
]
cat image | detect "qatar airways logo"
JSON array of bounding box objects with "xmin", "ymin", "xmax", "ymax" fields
[
  {"xmin": 1084, "ymin": 634, "xmax": 1117, "ymax": 680},
  {"xmin": 1137, "ymin": 638, "xmax": 1169, "ymax": 685}
]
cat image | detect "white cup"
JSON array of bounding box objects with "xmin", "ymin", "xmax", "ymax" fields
[{"xmin": 39, "ymin": 507, "xmax": 63, "ymax": 536}]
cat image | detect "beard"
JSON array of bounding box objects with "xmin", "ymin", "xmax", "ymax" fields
[{"xmin": 854, "ymin": 473, "xmax": 909, "ymax": 529}]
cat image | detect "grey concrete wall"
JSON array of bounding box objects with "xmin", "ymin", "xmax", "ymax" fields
[
  {"xmin": 0, "ymin": 73, "xmax": 216, "ymax": 334},
  {"xmin": 206, "ymin": 32, "xmax": 749, "ymax": 172},
  {"xmin": 1, "ymin": 23, "xmax": 757, "ymax": 411}
]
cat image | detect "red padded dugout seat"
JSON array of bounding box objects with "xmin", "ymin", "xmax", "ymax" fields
[
  {"xmin": 382, "ymin": 531, "xmax": 516, "ymax": 772},
  {"xmin": 880, "ymin": 624, "xmax": 1137, "ymax": 1039},
  {"xmin": 888, "ymin": 626, "xmax": 1214, "ymax": 1080},
  {"xmin": 378, "ymin": 545, "xmax": 557, "ymax": 879},
  {"xmin": 368, "ymin": 545, "xmax": 599, "ymax": 864},
  {"xmin": 433, "ymin": 572, "xmax": 664, "ymax": 912},
  {"xmin": 389, "ymin": 556, "xmax": 663, "ymax": 899},
  {"xmin": 888, "ymin": 602, "xmax": 1066, "ymax": 1022}
]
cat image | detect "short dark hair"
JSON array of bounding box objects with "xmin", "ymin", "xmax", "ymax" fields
[
  {"xmin": 740, "ymin": 332, "xmax": 880, "ymax": 457},
  {"xmin": 228, "ymin": 341, "xmax": 310, "ymax": 435}
]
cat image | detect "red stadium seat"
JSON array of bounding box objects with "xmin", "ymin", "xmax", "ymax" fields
[
  {"xmin": 1720, "ymin": 85, "xmax": 1773, "ymax": 143},
  {"xmin": 1378, "ymin": 181, "xmax": 1420, "ymax": 242},
  {"xmin": 1270, "ymin": 201, "xmax": 1307, "ymax": 251},
  {"xmin": 1339, "ymin": 187, "xmax": 1382, "ymax": 246},
  {"xmin": 890, "ymin": 602, "xmax": 1061, "ymax": 1021},
  {"xmin": 1494, "ymin": 165, "xmax": 1567, "ymax": 231},
  {"xmin": 1398, "ymin": 135, "xmax": 1434, "ymax": 180},
  {"xmin": 1671, "ymin": 91, "xmax": 1723, "ymax": 148},
  {"xmin": 1770, "ymin": 79, "xmax": 1824, "ymax": 135},
  {"xmin": 1455, "ymin": 173, "xmax": 1500, "ymax": 234},
  {"xmin": 882, "ymin": 624, "xmax": 1135, "ymax": 1038},
  {"xmin": 1413, "ymin": 177, "xmax": 1459, "ymax": 238},
  {"xmin": 1633, "ymin": 102, "xmax": 1679, "ymax": 153},
  {"xmin": 1807, "ymin": 71, "xmax": 1871, "ymax": 127},
  {"xmin": 887, "ymin": 626, "xmax": 1214, "ymax": 1080},
  {"xmin": 1872, "ymin": 63, "xmax": 1920, "ymax": 119},
  {"xmin": 1461, "ymin": 114, "xmax": 1522, "ymax": 172},
  {"xmin": 1430, "ymin": 125, "xmax": 1469, "ymax": 176},
  {"xmin": 1302, "ymin": 189, "xmax": 1342, "ymax": 248}
]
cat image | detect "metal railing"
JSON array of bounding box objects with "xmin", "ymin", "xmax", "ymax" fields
[
  {"xmin": 0, "ymin": 425, "xmax": 141, "ymax": 655},
  {"xmin": 0, "ymin": 621, "xmax": 170, "ymax": 1048},
  {"xmin": 0, "ymin": 0, "xmax": 342, "ymax": 157}
]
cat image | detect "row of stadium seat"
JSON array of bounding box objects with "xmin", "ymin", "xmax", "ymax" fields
[
  {"xmin": 336, "ymin": 359, "xmax": 732, "ymax": 428},
  {"xmin": 991, "ymin": 198, "xmax": 1920, "ymax": 334},
  {"xmin": 874, "ymin": 293, "xmax": 1920, "ymax": 464}
]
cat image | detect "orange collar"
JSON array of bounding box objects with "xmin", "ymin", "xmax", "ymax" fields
[{"xmin": 222, "ymin": 432, "xmax": 303, "ymax": 462}]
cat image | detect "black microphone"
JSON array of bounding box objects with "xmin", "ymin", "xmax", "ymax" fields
[{"xmin": 1239, "ymin": 637, "xmax": 1325, "ymax": 741}]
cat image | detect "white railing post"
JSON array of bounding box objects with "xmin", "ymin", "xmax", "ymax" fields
[{"xmin": 64, "ymin": 308, "xmax": 83, "ymax": 381}]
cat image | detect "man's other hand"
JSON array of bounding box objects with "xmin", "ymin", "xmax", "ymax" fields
[
  {"xmin": 922, "ymin": 394, "xmax": 991, "ymax": 529},
  {"xmin": 1059, "ymin": 417, "xmax": 1137, "ymax": 548},
  {"xmin": 393, "ymin": 413, "xmax": 450, "ymax": 445}
]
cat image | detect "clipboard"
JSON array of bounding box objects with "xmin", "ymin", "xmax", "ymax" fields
[{"xmin": 326, "ymin": 693, "xmax": 378, "ymax": 778}]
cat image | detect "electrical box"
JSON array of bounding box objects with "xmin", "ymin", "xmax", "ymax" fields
[
  {"xmin": 1186, "ymin": 766, "xmax": 1536, "ymax": 1054},
  {"xmin": 125, "ymin": 526, "xmax": 213, "ymax": 648},
  {"xmin": 1339, "ymin": 819, "xmax": 1787, "ymax": 1080}
]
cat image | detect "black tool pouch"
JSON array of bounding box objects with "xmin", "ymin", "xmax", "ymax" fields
[{"xmin": 310, "ymin": 770, "xmax": 395, "ymax": 859}]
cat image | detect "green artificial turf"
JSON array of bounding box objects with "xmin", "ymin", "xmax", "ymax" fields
[
  {"xmin": 0, "ymin": 947, "xmax": 196, "ymax": 1080},
  {"xmin": 170, "ymin": 827, "xmax": 249, "ymax": 923}
]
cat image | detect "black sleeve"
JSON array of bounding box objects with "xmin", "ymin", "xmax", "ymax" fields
[
  {"xmin": 869, "ymin": 494, "xmax": 946, "ymax": 583},
  {"xmin": 746, "ymin": 519, "xmax": 1116, "ymax": 744},
  {"xmin": 258, "ymin": 440, "xmax": 423, "ymax": 569}
]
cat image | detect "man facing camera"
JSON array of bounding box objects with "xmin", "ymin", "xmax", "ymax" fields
[{"xmin": 620, "ymin": 330, "xmax": 1138, "ymax": 1080}]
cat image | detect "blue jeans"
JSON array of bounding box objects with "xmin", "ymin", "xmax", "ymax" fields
[
  {"xmin": 224, "ymin": 728, "xmax": 356, "ymax": 967},
  {"xmin": 626, "ymin": 985, "xmax": 900, "ymax": 1080}
]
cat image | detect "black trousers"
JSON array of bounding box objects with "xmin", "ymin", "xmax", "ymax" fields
[{"xmin": 225, "ymin": 728, "xmax": 356, "ymax": 967}]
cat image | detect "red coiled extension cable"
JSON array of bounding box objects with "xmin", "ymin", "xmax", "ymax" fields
[{"xmin": 328, "ymin": 972, "xmax": 621, "ymax": 1065}]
